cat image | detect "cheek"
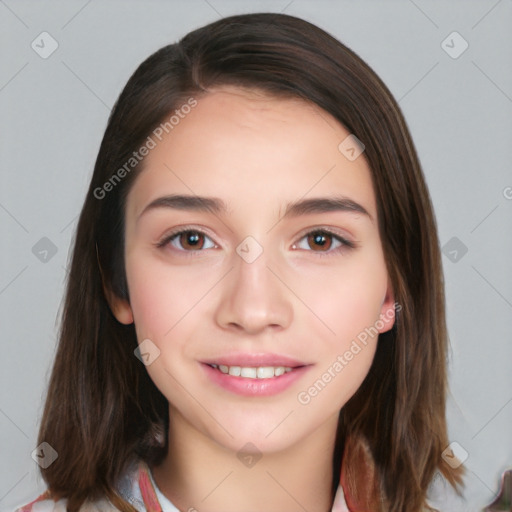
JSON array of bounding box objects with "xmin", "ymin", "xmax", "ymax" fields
[
  {"xmin": 125, "ymin": 254, "xmax": 210, "ymax": 341},
  {"xmin": 124, "ymin": 257, "xmax": 202, "ymax": 401},
  {"xmin": 295, "ymin": 346, "xmax": 375, "ymax": 422},
  {"xmin": 294, "ymin": 265, "xmax": 386, "ymax": 414},
  {"xmin": 291, "ymin": 250, "xmax": 388, "ymax": 344}
]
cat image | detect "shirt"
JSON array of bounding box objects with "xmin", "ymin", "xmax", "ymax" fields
[{"xmin": 14, "ymin": 460, "xmax": 351, "ymax": 512}]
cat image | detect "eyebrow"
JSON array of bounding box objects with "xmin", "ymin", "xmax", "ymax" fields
[{"xmin": 137, "ymin": 194, "xmax": 372, "ymax": 223}]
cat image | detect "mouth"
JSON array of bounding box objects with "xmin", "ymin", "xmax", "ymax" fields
[
  {"xmin": 207, "ymin": 363, "xmax": 297, "ymax": 379},
  {"xmin": 200, "ymin": 354, "xmax": 311, "ymax": 396}
]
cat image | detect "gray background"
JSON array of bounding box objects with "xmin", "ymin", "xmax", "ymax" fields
[{"xmin": 1, "ymin": 1, "xmax": 511, "ymax": 511}]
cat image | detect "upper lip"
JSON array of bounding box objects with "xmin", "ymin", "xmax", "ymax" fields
[{"xmin": 202, "ymin": 353, "xmax": 308, "ymax": 368}]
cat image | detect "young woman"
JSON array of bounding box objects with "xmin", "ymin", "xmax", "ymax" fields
[{"xmin": 16, "ymin": 12, "xmax": 464, "ymax": 512}]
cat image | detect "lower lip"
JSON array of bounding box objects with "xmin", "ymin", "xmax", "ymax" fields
[{"xmin": 201, "ymin": 363, "xmax": 310, "ymax": 397}]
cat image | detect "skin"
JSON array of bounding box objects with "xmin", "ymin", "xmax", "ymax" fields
[{"xmin": 108, "ymin": 86, "xmax": 395, "ymax": 512}]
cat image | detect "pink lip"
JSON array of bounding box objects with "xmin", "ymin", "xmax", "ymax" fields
[
  {"xmin": 201, "ymin": 352, "xmax": 307, "ymax": 368},
  {"xmin": 200, "ymin": 354, "xmax": 312, "ymax": 397}
]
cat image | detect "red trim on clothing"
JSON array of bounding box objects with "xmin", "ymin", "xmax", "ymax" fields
[
  {"xmin": 16, "ymin": 490, "xmax": 52, "ymax": 512},
  {"xmin": 138, "ymin": 462, "xmax": 163, "ymax": 512}
]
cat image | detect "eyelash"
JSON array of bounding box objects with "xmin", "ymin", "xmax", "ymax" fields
[{"xmin": 155, "ymin": 225, "xmax": 356, "ymax": 258}]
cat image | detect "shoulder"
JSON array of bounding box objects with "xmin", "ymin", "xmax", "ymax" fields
[
  {"xmin": 425, "ymin": 470, "xmax": 467, "ymax": 512},
  {"xmin": 13, "ymin": 493, "xmax": 119, "ymax": 512},
  {"xmin": 13, "ymin": 461, "xmax": 142, "ymax": 512},
  {"xmin": 13, "ymin": 492, "xmax": 61, "ymax": 512}
]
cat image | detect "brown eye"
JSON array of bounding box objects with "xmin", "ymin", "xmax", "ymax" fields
[
  {"xmin": 306, "ymin": 231, "xmax": 333, "ymax": 251},
  {"xmin": 178, "ymin": 230, "xmax": 205, "ymax": 250},
  {"xmin": 158, "ymin": 229, "xmax": 216, "ymax": 252},
  {"xmin": 292, "ymin": 229, "xmax": 354, "ymax": 255}
]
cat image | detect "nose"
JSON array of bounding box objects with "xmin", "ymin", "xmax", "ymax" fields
[{"xmin": 214, "ymin": 244, "xmax": 293, "ymax": 335}]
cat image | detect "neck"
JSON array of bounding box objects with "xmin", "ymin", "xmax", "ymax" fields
[{"xmin": 151, "ymin": 409, "xmax": 339, "ymax": 512}]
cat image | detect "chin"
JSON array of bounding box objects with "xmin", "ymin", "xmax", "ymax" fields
[
  {"xmin": 218, "ymin": 427, "xmax": 302, "ymax": 456},
  {"xmin": 203, "ymin": 408, "xmax": 317, "ymax": 455}
]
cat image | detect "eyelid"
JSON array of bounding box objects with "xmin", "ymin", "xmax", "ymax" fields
[
  {"xmin": 156, "ymin": 225, "xmax": 357, "ymax": 255},
  {"xmin": 155, "ymin": 225, "xmax": 219, "ymax": 251},
  {"xmin": 291, "ymin": 226, "xmax": 356, "ymax": 256},
  {"xmin": 294, "ymin": 225, "xmax": 355, "ymax": 246}
]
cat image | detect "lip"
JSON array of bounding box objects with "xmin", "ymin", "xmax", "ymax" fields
[
  {"xmin": 201, "ymin": 352, "xmax": 307, "ymax": 368},
  {"xmin": 200, "ymin": 353, "xmax": 312, "ymax": 397}
]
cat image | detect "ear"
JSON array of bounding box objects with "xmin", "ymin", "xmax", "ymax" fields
[
  {"xmin": 104, "ymin": 286, "xmax": 134, "ymax": 325},
  {"xmin": 96, "ymin": 243, "xmax": 134, "ymax": 325},
  {"xmin": 377, "ymin": 278, "xmax": 396, "ymax": 334}
]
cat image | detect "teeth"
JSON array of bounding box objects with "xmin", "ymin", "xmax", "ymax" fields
[
  {"xmin": 274, "ymin": 366, "xmax": 285, "ymax": 376},
  {"xmin": 241, "ymin": 367, "xmax": 257, "ymax": 378},
  {"xmin": 257, "ymin": 367, "xmax": 274, "ymax": 379},
  {"xmin": 212, "ymin": 364, "xmax": 293, "ymax": 379},
  {"xmin": 228, "ymin": 366, "xmax": 241, "ymax": 376}
]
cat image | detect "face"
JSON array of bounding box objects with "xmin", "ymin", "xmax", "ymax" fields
[{"xmin": 110, "ymin": 86, "xmax": 395, "ymax": 455}]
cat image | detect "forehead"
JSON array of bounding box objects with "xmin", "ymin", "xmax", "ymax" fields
[{"xmin": 125, "ymin": 86, "xmax": 376, "ymax": 222}]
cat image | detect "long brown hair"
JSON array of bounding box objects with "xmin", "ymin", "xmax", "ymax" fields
[{"xmin": 37, "ymin": 12, "xmax": 464, "ymax": 512}]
